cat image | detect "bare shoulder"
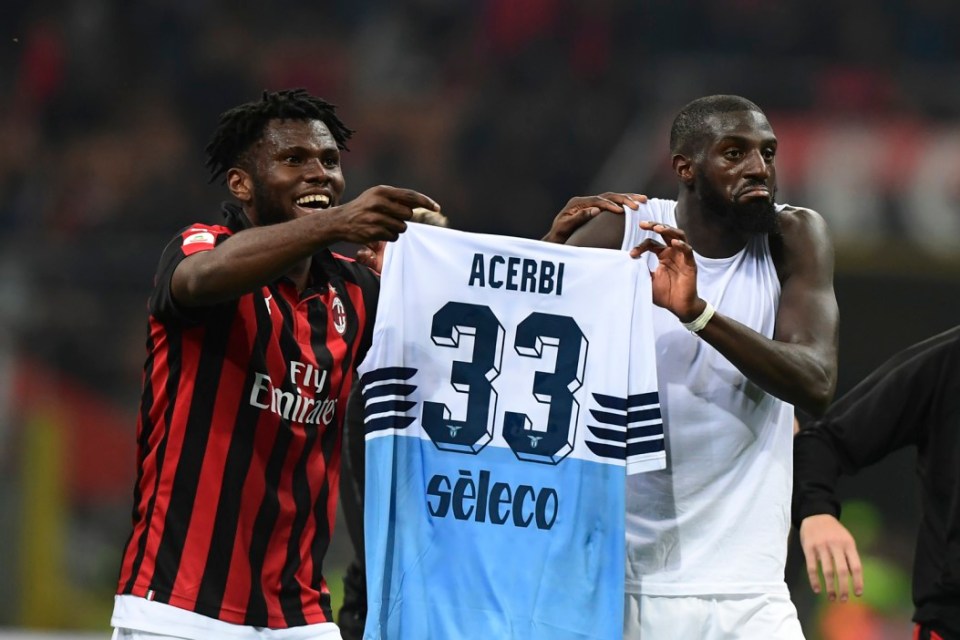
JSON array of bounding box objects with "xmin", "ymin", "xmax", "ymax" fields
[
  {"xmin": 777, "ymin": 205, "xmax": 829, "ymax": 238},
  {"xmin": 772, "ymin": 205, "xmax": 834, "ymax": 281},
  {"xmin": 566, "ymin": 210, "xmax": 625, "ymax": 249}
]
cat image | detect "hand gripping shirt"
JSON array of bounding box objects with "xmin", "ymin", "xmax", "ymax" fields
[{"xmin": 357, "ymin": 223, "xmax": 665, "ymax": 639}]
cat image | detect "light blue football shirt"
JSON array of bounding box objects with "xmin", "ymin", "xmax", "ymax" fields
[{"xmin": 358, "ymin": 224, "xmax": 664, "ymax": 639}]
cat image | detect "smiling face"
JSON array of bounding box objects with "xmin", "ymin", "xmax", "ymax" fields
[
  {"xmin": 230, "ymin": 118, "xmax": 345, "ymax": 226},
  {"xmin": 693, "ymin": 110, "xmax": 780, "ymax": 235}
]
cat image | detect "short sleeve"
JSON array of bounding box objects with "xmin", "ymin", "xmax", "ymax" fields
[{"xmin": 148, "ymin": 224, "xmax": 233, "ymax": 324}]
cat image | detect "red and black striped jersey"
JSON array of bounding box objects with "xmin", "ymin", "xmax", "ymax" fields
[{"xmin": 117, "ymin": 204, "xmax": 379, "ymax": 628}]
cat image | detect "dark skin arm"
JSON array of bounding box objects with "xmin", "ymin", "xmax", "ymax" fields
[
  {"xmin": 631, "ymin": 207, "xmax": 838, "ymax": 416},
  {"xmin": 566, "ymin": 210, "xmax": 628, "ymax": 249},
  {"xmin": 542, "ymin": 193, "xmax": 646, "ymax": 244},
  {"xmin": 172, "ymin": 185, "xmax": 437, "ymax": 306}
]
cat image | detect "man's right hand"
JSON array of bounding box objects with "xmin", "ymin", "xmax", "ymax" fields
[
  {"xmin": 333, "ymin": 185, "xmax": 439, "ymax": 245},
  {"xmin": 631, "ymin": 221, "xmax": 702, "ymax": 321},
  {"xmin": 542, "ymin": 192, "xmax": 646, "ymax": 244},
  {"xmin": 799, "ymin": 514, "xmax": 864, "ymax": 602}
]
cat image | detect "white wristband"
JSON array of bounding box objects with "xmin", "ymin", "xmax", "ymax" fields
[{"xmin": 682, "ymin": 302, "xmax": 715, "ymax": 333}]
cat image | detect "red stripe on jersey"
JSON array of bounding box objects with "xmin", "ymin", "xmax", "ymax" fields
[
  {"xmin": 170, "ymin": 297, "xmax": 257, "ymax": 607},
  {"xmin": 134, "ymin": 323, "xmax": 205, "ymax": 593},
  {"xmin": 281, "ymin": 284, "xmax": 343, "ymax": 623},
  {"xmin": 322, "ymin": 286, "xmax": 352, "ymax": 533},
  {"xmin": 258, "ymin": 425, "xmax": 309, "ymax": 625},
  {"xmin": 311, "ymin": 279, "xmax": 368, "ymax": 556},
  {"xmin": 297, "ymin": 444, "xmax": 329, "ymax": 621},
  {"xmin": 217, "ymin": 290, "xmax": 295, "ymax": 624},
  {"xmin": 341, "ymin": 279, "xmax": 370, "ymax": 372},
  {"xmin": 287, "ymin": 295, "xmax": 327, "ymax": 619},
  {"xmin": 119, "ymin": 318, "xmax": 183, "ymax": 592},
  {"xmin": 253, "ymin": 288, "xmax": 311, "ymax": 626},
  {"xmin": 282, "ymin": 293, "xmax": 340, "ymax": 619},
  {"xmin": 217, "ymin": 409, "xmax": 281, "ymax": 623},
  {"xmin": 217, "ymin": 296, "xmax": 289, "ymax": 623},
  {"xmin": 327, "ymin": 279, "xmax": 370, "ymax": 531},
  {"xmin": 118, "ymin": 317, "xmax": 171, "ymax": 588}
]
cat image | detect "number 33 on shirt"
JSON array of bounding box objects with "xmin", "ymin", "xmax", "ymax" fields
[{"xmin": 358, "ymin": 223, "xmax": 665, "ymax": 640}]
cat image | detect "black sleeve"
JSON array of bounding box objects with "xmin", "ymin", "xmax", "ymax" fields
[
  {"xmin": 355, "ymin": 268, "xmax": 380, "ymax": 368},
  {"xmin": 338, "ymin": 557, "xmax": 367, "ymax": 640},
  {"xmin": 149, "ymin": 225, "xmax": 233, "ymax": 325},
  {"xmin": 338, "ymin": 380, "xmax": 367, "ymax": 639},
  {"xmin": 792, "ymin": 327, "xmax": 960, "ymax": 527},
  {"xmin": 340, "ymin": 380, "xmax": 366, "ymax": 561}
]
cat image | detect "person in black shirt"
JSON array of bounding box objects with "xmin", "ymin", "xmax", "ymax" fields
[{"xmin": 793, "ymin": 326, "xmax": 960, "ymax": 640}]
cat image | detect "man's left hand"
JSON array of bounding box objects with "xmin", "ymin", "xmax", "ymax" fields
[{"xmin": 356, "ymin": 241, "xmax": 386, "ymax": 273}]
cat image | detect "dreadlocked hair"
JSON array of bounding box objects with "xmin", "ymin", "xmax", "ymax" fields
[
  {"xmin": 205, "ymin": 88, "xmax": 355, "ymax": 183},
  {"xmin": 669, "ymin": 94, "xmax": 763, "ymax": 156}
]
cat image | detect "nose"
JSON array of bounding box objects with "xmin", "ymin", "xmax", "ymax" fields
[
  {"xmin": 743, "ymin": 149, "xmax": 771, "ymax": 180},
  {"xmin": 303, "ymin": 158, "xmax": 327, "ymax": 182}
]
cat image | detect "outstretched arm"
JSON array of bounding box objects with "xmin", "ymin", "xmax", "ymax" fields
[
  {"xmin": 633, "ymin": 209, "xmax": 838, "ymax": 416},
  {"xmin": 173, "ymin": 186, "xmax": 437, "ymax": 306}
]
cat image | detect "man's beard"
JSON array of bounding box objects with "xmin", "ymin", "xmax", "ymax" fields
[
  {"xmin": 695, "ymin": 173, "xmax": 780, "ymax": 235},
  {"xmin": 251, "ymin": 181, "xmax": 291, "ymax": 227}
]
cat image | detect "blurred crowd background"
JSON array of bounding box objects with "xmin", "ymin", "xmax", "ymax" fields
[{"xmin": 2, "ymin": 0, "xmax": 959, "ymax": 637}]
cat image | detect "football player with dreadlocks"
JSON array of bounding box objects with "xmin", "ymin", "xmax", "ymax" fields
[{"xmin": 111, "ymin": 88, "xmax": 437, "ymax": 640}]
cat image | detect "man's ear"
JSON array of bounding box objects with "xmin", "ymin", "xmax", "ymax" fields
[
  {"xmin": 227, "ymin": 167, "xmax": 254, "ymax": 203},
  {"xmin": 672, "ymin": 153, "xmax": 694, "ymax": 186}
]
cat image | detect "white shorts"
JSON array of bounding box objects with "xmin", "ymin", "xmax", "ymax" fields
[
  {"xmin": 112, "ymin": 627, "xmax": 342, "ymax": 640},
  {"xmin": 624, "ymin": 592, "xmax": 805, "ymax": 640},
  {"xmin": 112, "ymin": 631, "xmax": 187, "ymax": 640},
  {"xmin": 112, "ymin": 595, "xmax": 342, "ymax": 640}
]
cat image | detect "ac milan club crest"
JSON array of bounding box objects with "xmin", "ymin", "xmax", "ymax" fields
[{"xmin": 330, "ymin": 286, "xmax": 347, "ymax": 335}]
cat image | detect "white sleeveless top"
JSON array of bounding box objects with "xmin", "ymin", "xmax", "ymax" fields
[{"xmin": 621, "ymin": 198, "xmax": 795, "ymax": 596}]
